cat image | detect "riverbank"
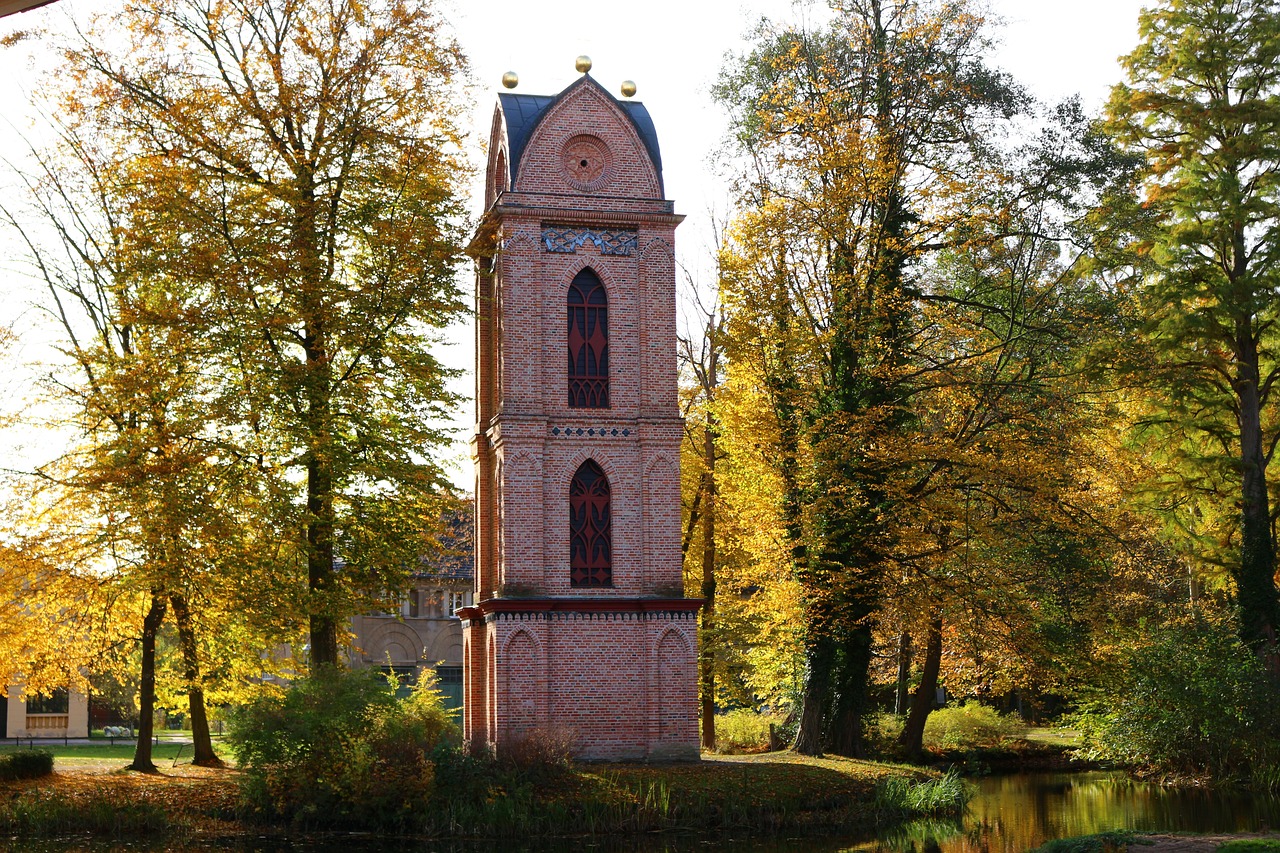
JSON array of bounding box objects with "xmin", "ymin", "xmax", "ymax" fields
[{"xmin": 0, "ymin": 748, "xmax": 963, "ymax": 844}]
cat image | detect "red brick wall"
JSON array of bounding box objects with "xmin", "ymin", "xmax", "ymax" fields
[{"xmin": 466, "ymin": 75, "xmax": 698, "ymax": 761}]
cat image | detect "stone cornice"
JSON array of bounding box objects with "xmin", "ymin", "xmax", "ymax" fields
[{"xmin": 491, "ymin": 200, "xmax": 683, "ymax": 227}]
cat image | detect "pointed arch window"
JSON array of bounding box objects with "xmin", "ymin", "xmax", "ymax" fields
[
  {"xmin": 570, "ymin": 460, "xmax": 611, "ymax": 587},
  {"xmin": 568, "ymin": 269, "xmax": 608, "ymax": 408}
]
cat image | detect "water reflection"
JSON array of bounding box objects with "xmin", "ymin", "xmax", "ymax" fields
[{"xmin": 865, "ymin": 770, "xmax": 1280, "ymax": 853}]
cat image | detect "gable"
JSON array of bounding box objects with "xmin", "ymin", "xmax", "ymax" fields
[{"xmin": 496, "ymin": 76, "xmax": 664, "ymax": 200}]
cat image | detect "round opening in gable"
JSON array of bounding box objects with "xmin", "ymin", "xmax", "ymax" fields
[{"xmin": 560, "ymin": 135, "xmax": 613, "ymax": 193}]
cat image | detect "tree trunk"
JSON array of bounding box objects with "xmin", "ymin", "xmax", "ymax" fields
[
  {"xmin": 899, "ymin": 611, "xmax": 943, "ymax": 761},
  {"xmin": 169, "ymin": 593, "xmax": 222, "ymax": 767},
  {"xmin": 793, "ymin": 626, "xmax": 835, "ymax": 755},
  {"xmin": 894, "ymin": 629, "xmax": 912, "ymax": 716},
  {"xmin": 699, "ymin": 461, "xmax": 717, "ymax": 750},
  {"xmin": 1234, "ymin": 317, "xmax": 1280, "ymax": 672},
  {"xmin": 299, "ymin": 183, "xmax": 340, "ymax": 669},
  {"xmin": 829, "ymin": 620, "xmax": 875, "ymax": 757},
  {"xmin": 129, "ymin": 590, "xmax": 167, "ymax": 773}
]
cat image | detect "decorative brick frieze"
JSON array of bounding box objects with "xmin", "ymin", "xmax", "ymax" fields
[
  {"xmin": 551, "ymin": 425, "xmax": 632, "ymax": 437},
  {"xmin": 543, "ymin": 226, "xmax": 639, "ymax": 256}
]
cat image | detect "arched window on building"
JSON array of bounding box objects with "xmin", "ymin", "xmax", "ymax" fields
[
  {"xmin": 568, "ymin": 268, "xmax": 608, "ymax": 408},
  {"xmin": 570, "ymin": 459, "xmax": 611, "ymax": 587}
]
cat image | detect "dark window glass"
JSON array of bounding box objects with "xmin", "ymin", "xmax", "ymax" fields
[
  {"xmin": 570, "ymin": 459, "xmax": 612, "ymax": 587},
  {"xmin": 568, "ymin": 269, "xmax": 608, "ymax": 408},
  {"xmin": 27, "ymin": 689, "xmax": 68, "ymax": 714},
  {"xmin": 436, "ymin": 665, "xmax": 463, "ymax": 685}
]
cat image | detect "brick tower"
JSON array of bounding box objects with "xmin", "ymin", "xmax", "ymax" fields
[{"xmin": 461, "ymin": 65, "xmax": 699, "ymax": 761}]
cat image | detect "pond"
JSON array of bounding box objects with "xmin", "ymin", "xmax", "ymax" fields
[
  {"xmin": 15, "ymin": 770, "xmax": 1280, "ymax": 852},
  {"xmin": 867, "ymin": 770, "xmax": 1280, "ymax": 852}
]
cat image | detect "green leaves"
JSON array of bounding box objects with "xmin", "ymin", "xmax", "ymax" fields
[{"xmin": 1104, "ymin": 0, "xmax": 1280, "ymax": 653}]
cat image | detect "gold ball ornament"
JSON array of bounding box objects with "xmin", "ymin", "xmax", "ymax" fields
[
  {"xmin": 575, "ymin": 55, "xmax": 592, "ymax": 74},
  {"xmin": 620, "ymin": 80, "xmax": 637, "ymax": 97},
  {"xmin": 501, "ymin": 71, "xmax": 518, "ymax": 89}
]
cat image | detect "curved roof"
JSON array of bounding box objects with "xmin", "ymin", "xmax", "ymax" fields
[
  {"xmin": 0, "ymin": 0, "xmax": 60, "ymax": 17},
  {"xmin": 497, "ymin": 75, "xmax": 664, "ymax": 194}
]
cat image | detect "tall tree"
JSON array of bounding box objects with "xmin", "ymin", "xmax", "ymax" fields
[
  {"xmin": 1105, "ymin": 0, "xmax": 1280, "ymax": 663},
  {"xmin": 716, "ymin": 0, "xmax": 1026, "ymax": 756},
  {"xmin": 66, "ymin": 0, "xmax": 471, "ymax": 666},
  {"xmin": 2, "ymin": 118, "xmax": 247, "ymax": 768},
  {"xmin": 679, "ymin": 286, "xmax": 726, "ymax": 750}
]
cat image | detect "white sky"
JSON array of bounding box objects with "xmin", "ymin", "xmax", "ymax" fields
[{"xmin": 0, "ymin": 0, "xmax": 1148, "ymax": 489}]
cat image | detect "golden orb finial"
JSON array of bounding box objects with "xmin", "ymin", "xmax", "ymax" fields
[
  {"xmin": 620, "ymin": 80, "xmax": 637, "ymax": 97},
  {"xmin": 575, "ymin": 55, "xmax": 592, "ymax": 74},
  {"xmin": 501, "ymin": 71, "xmax": 518, "ymax": 89}
]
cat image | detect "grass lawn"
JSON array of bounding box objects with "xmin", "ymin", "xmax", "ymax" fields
[
  {"xmin": 0, "ymin": 740, "xmax": 232, "ymax": 770},
  {"xmin": 0, "ymin": 747, "xmax": 959, "ymax": 842},
  {"xmin": 1024, "ymin": 727, "xmax": 1083, "ymax": 748}
]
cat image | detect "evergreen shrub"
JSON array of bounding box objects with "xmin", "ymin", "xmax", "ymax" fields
[
  {"xmin": 0, "ymin": 750, "xmax": 54, "ymax": 781},
  {"xmin": 226, "ymin": 667, "xmax": 458, "ymax": 827}
]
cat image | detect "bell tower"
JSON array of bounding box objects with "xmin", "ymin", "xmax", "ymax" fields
[{"xmin": 461, "ymin": 62, "xmax": 699, "ymax": 761}]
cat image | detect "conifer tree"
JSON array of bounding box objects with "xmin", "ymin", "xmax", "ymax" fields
[{"xmin": 1106, "ymin": 0, "xmax": 1280, "ymax": 664}]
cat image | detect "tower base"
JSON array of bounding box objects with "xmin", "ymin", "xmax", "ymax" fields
[{"xmin": 460, "ymin": 598, "xmax": 701, "ymax": 761}]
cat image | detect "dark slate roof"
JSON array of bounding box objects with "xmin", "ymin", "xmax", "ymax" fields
[
  {"xmin": 498, "ymin": 76, "xmax": 664, "ymax": 194},
  {"xmin": 0, "ymin": 0, "xmax": 60, "ymax": 17}
]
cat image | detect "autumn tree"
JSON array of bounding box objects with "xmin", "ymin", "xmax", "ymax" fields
[
  {"xmin": 66, "ymin": 0, "xmax": 472, "ymax": 666},
  {"xmin": 714, "ymin": 0, "xmax": 1144, "ymax": 756},
  {"xmin": 716, "ymin": 0, "xmax": 1030, "ymax": 756},
  {"xmin": 0, "ymin": 113, "xmax": 285, "ymax": 768},
  {"xmin": 1104, "ymin": 0, "xmax": 1280, "ymax": 663},
  {"xmin": 679, "ymin": 282, "xmax": 726, "ymax": 750}
]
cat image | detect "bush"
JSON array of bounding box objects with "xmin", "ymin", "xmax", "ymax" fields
[
  {"xmin": 1071, "ymin": 614, "xmax": 1280, "ymax": 782},
  {"xmin": 226, "ymin": 667, "xmax": 459, "ymax": 828},
  {"xmin": 866, "ymin": 711, "xmax": 906, "ymax": 757},
  {"xmin": 713, "ymin": 709, "xmax": 787, "ymax": 753},
  {"xmin": 0, "ymin": 750, "xmax": 54, "ymax": 781},
  {"xmin": 923, "ymin": 701, "xmax": 1027, "ymax": 751},
  {"xmin": 499, "ymin": 726, "xmax": 576, "ymax": 780}
]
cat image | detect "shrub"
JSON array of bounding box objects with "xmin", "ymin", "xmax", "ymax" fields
[
  {"xmin": 500, "ymin": 726, "xmax": 576, "ymax": 780},
  {"xmin": 0, "ymin": 750, "xmax": 53, "ymax": 781},
  {"xmin": 1071, "ymin": 614, "xmax": 1280, "ymax": 782},
  {"xmin": 866, "ymin": 711, "xmax": 906, "ymax": 757},
  {"xmin": 923, "ymin": 701, "xmax": 1027, "ymax": 751},
  {"xmin": 226, "ymin": 667, "xmax": 459, "ymax": 828},
  {"xmin": 713, "ymin": 709, "xmax": 787, "ymax": 753}
]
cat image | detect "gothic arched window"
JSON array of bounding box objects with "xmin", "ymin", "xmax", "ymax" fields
[
  {"xmin": 570, "ymin": 459, "xmax": 611, "ymax": 587},
  {"xmin": 568, "ymin": 269, "xmax": 608, "ymax": 408}
]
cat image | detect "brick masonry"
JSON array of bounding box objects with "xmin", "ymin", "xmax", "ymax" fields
[{"xmin": 464, "ymin": 74, "xmax": 699, "ymax": 761}]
